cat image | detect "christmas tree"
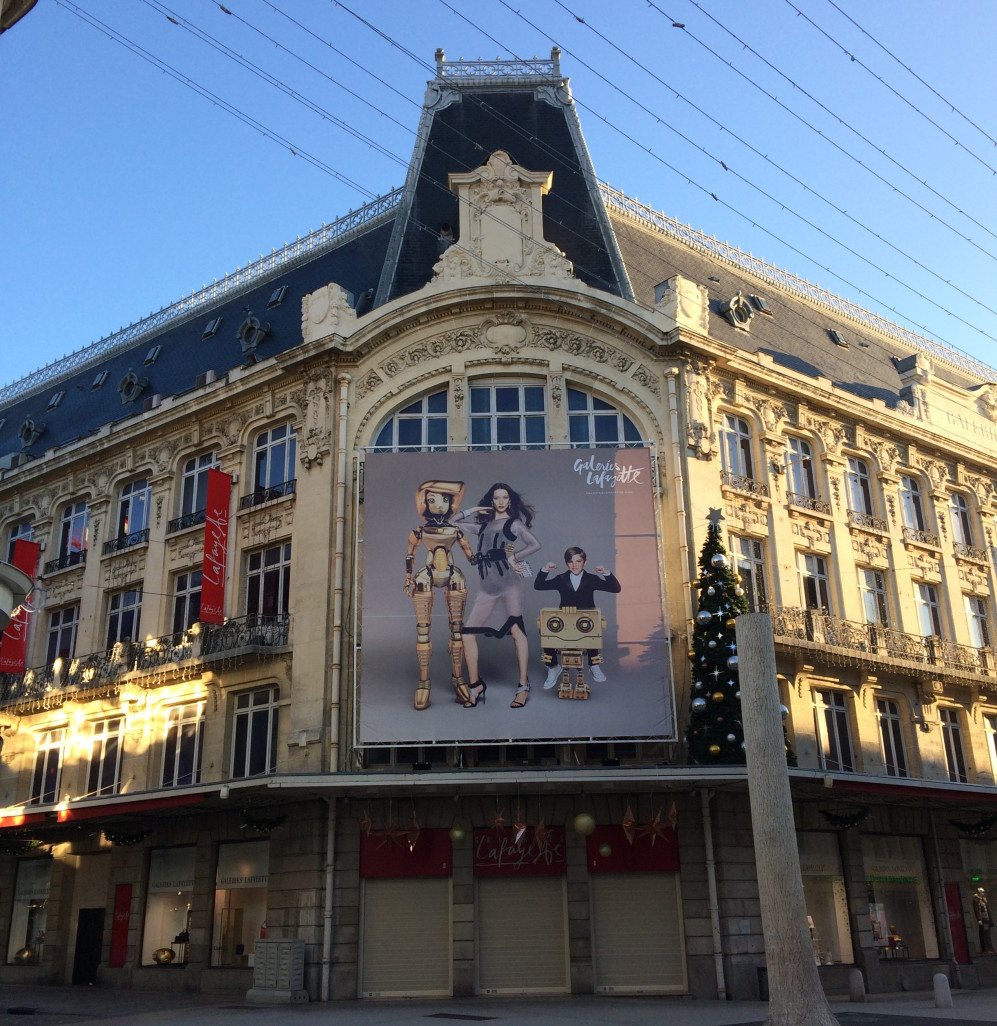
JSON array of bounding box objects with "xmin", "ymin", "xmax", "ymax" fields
[{"xmin": 686, "ymin": 509, "xmax": 797, "ymax": 766}]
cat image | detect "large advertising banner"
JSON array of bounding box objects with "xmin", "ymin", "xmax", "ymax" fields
[{"xmin": 357, "ymin": 447, "xmax": 672, "ymax": 745}]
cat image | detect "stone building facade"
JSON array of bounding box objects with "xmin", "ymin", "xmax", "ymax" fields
[{"xmin": 1, "ymin": 50, "xmax": 997, "ymax": 1001}]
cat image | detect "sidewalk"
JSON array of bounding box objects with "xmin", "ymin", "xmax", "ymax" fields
[{"xmin": 2, "ymin": 986, "xmax": 997, "ymax": 1026}]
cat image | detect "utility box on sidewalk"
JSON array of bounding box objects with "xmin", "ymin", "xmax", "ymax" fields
[{"xmin": 246, "ymin": 938, "xmax": 309, "ymax": 1004}]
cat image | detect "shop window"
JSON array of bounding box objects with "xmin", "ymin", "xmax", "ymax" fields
[
  {"xmin": 6, "ymin": 860, "xmax": 52, "ymax": 965},
  {"xmin": 171, "ymin": 452, "xmax": 218, "ymax": 531},
  {"xmin": 914, "ymin": 582, "xmax": 942, "ymax": 637},
  {"xmin": 29, "ymin": 729, "xmax": 63, "ymax": 805},
  {"xmin": 5, "ymin": 520, "xmax": 33, "ymax": 563},
  {"xmin": 246, "ymin": 543, "xmax": 291, "ymax": 618},
  {"xmin": 567, "ymin": 388, "xmax": 641, "ymax": 448},
  {"xmin": 86, "ymin": 718, "xmax": 123, "ymax": 797},
  {"xmin": 373, "ymin": 390, "xmax": 448, "ymax": 452},
  {"xmin": 845, "ymin": 456, "xmax": 874, "ymax": 516},
  {"xmin": 814, "ymin": 689, "xmax": 854, "ymax": 772},
  {"xmin": 172, "ymin": 570, "xmax": 202, "ymax": 638},
  {"xmin": 108, "ymin": 478, "xmax": 151, "ymax": 551},
  {"xmin": 950, "ymin": 493, "xmax": 975, "ymax": 547},
  {"xmin": 211, "ymin": 840, "xmax": 269, "ymax": 967},
  {"xmin": 797, "ymin": 832, "xmax": 854, "ymax": 965},
  {"xmin": 719, "ymin": 414, "xmax": 754, "ymax": 484},
  {"xmin": 46, "ymin": 604, "xmax": 79, "ymax": 665},
  {"xmin": 785, "ymin": 437, "xmax": 817, "ymax": 499},
  {"xmin": 729, "ymin": 534, "xmax": 767, "ymax": 611},
  {"xmin": 251, "ymin": 423, "xmax": 296, "ymax": 500},
  {"xmin": 231, "ymin": 686, "xmax": 279, "ymax": 778},
  {"xmin": 106, "ymin": 586, "xmax": 143, "ymax": 649},
  {"xmin": 469, "ymin": 383, "xmax": 546, "ymax": 450},
  {"xmin": 965, "ymin": 594, "xmax": 992, "ymax": 650},
  {"xmin": 798, "ymin": 552, "xmax": 830, "ymax": 611},
  {"xmin": 939, "ymin": 707, "xmax": 969, "ymax": 783},
  {"xmin": 863, "ymin": 834, "xmax": 939, "ymax": 960},
  {"xmin": 876, "ymin": 698, "xmax": 909, "ymax": 778},
  {"xmin": 162, "ymin": 703, "xmax": 204, "ymax": 787},
  {"xmin": 142, "ymin": 847, "xmax": 195, "ymax": 965}
]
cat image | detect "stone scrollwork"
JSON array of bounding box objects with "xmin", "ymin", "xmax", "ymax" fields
[
  {"xmin": 293, "ymin": 368, "xmax": 333, "ymax": 469},
  {"xmin": 301, "ymin": 283, "xmax": 357, "ymax": 345},
  {"xmin": 630, "ymin": 365, "xmax": 660, "ymax": 398},
  {"xmin": 480, "ymin": 312, "xmax": 532, "ymax": 357},
  {"xmin": 355, "ymin": 369, "xmax": 385, "ymax": 401},
  {"xmin": 654, "ymin": 275, "xmax": 709, "ymax": 334},
  {"xmin": 684, "ymin": 360, "xmax": 713, "ymax": 457}
]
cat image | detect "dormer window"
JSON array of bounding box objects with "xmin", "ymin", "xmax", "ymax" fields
[
  {"xmin": 91, "ymin": 371, "xmax": 109, "ymax": 390},
  {"xmin": 202, "ymin": 318, "xmax": 223, "ymax": 340},
  {"xmin": 47, "ymin": 391, "xmax": 64, "ymax": 410},
  {"xmin": 721, "ymin": 292, "xmax": 753, "ymax": 330},
  {"xmin": 267, "ymin": 286, "xmax": 288, "ymax": 309}
]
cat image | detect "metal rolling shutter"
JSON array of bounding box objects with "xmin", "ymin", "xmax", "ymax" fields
[
  {"xmin": 360, "ymin": 877, "xmax": 451, "ymax": 997},
  {"xmin": 476, "ymin": 876, "xmax": 569, "ymax": 994},
  {"xmin": 591, "ymin": 873, "xmax": 687, "ymax": 993}
]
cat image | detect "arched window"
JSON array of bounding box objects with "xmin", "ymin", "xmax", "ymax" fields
[
  {"xmin": 568, "ymin": 388, "xmax": 641, "ymax": 448},
  {"xmin": 373, "ymin": 390, "xmax": 448, "ymax": 452},
  {"xmin": 470, "ymin": 383, "xmax": 546, "ymax": 450}
]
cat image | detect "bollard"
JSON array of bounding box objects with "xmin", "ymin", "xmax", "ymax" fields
[
  {"xmin": 934, "ymin": 972, "xmax": 953, "ymax": 1009},
  {"xmin": 848, "ymin": 967, "xmax": 865, "ymax": 1002}
]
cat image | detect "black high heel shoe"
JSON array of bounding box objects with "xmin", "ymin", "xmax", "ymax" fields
[{"xmin": 465, "ymin": 680, "xmax": 487, "ymax": 707}]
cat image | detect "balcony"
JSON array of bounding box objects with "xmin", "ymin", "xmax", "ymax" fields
[
  {"xmin": 0, "ymin": 615, "xmax": 291, "ymax": 711},
  {"xmin": 847, "ymin": 509, "xmax": 889, "ymax": 533},
  {"xmin": 721, "ymin": 470, "xmax": 769, "ymax": 498},
  {"xmin": 239, "ymin": 479, "xmax": 296, "ymax": 510},
  {"xmin": 787, "ymin": 492, "xmax": 832, "ymax": 515},
  {"xmin": 771, "ymin": 606, "xmax": 997, "ymax": 682},
  {"xmin": 955, "ymin": 542, "xmax": 990, "ymax": 563},
  {"xmin": 102, "ymin": 528, "xmax": 150, "ymax": 555},
  {"xmin": 167, "ymin": 509, "xmax": 207, "ymax": 534},
  {"xmin": 43, "ymin": 549, "xmax": 86, "ymax": 574},
  {"xmin": 902, "ymin": 526, "xmax": 940, "ymax": 548}
]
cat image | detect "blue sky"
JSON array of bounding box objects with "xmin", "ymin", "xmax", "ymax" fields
[{"xmin": 3, "ymin": 0, "xmax": 996, "ymax": 389}]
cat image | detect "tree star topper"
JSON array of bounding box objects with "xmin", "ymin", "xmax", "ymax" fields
[{"xmin": 707, "ymin": 507, "xmax": 725, "ymax": 529}]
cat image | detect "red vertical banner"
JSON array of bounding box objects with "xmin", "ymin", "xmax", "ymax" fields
[
  {"xmin": 109, "ymin": 882, "xmax": 132, "ymax": 967},
  {"xmin": 0, "ymin": 539, "xmax": 41, "ymax": 673},
  {"xmin": 200, "ymin": 469, "xmax": 231, "ymax": 625}
]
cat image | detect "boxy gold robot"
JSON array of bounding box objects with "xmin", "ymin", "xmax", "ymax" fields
[{"xmin": 537, "ymin": 606, "xmax": 606, "ymax": 700}]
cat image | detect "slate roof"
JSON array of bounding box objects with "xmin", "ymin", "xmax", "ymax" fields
[{"xmin": 2, "ymin": 52, "xmax": 992, "ymax": 470}]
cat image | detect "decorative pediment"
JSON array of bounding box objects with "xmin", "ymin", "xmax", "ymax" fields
[{"xmin": 431, "ymin": 150, "xmax": 574, "ymax": 285}]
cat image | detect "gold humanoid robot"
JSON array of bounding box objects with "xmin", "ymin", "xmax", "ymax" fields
[{"xmin": 404, "ymin": 480, "xmax": 477, "ymax": 710}]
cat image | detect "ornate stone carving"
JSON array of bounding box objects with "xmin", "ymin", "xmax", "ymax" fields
[
  {"xmin": 535, "ymin": 82, "xmax": 573, "ymax": 108},
  {"xmin": 791, "ymin": 519, "xmax": 830, "ymax": 551},
  {"xmin": 301, "ymin": 283, "xmax": 357, "ymax": 345},
  {"xmin": 959, "ymin": 565, "xmax": 990, "ymax": 593},
  {"xmin": 907, "ymin": 551, "xmax": 941, "ymax": 580},
  {"xmin": 684, "ymin": 361, "xmax": 713, "ymax": 457},
  {"xmin": 480, "ymin": 312, "xmax": 531, "ymax": 357},
  {"xmin": 868, "ymin": 439, "xmax": 902, "ymax": 475},
  {"xmin": 549, "ymin": 375, "xmax": 562, "ymax": 411},
  {"xmin": 746, "ymin": 395, "xmax": 788, "ymax": 433},
  {"xmin": 724, "ymin": 499, "xmax": 768, "ymax": 535},
  {"xmin": 241, "ymin": 510, "xmax": 293, "ymax": 546},
  {"xmin": 431, "ymin": 150, "xmax": 574, "ymax": 285},
  {"xmin": 654, "ymin": 275, "xmax": 709, "ymax": 334},
  {"xmin": 46, "ymin": 572, "xmax": 83, "ymax": 606},
  {"xmin": 977, "ymin": 384, "xmax": 997, "ymax": 422},
  {"xmin": 380, "ymin": 328, "xmax": 480, "ymax": 377},
  {"xmin": 851, "ymin": 536, "xmax": 888, "ymax": 567},
  {"xmin": 452, "ymin": 375, "xmax": 465, "ymax": 412},
  {"xmin": 103, "ymin": 553, "xmax": 145, "ymax": 589},
  {"xmin": 167, "ymin": 533, "xmax": 204, "ymax": 568},
  {"xmin": 355, "ymin": 369, "xmax": 384, "ymax": 401},
  {"xmin": 292, "ymin": 368, "xmax": 333, "ymax": 469},
  {"xmin": 630, "ymin": 365, "xmax": 660, "ymax": 397},
  {"xmin": 423, "ymin": 80, "xmax": 460, "ymax": 113},
  {"xmin": 916, "ymin": 456, "xmax": 950, "ymax": 491}
]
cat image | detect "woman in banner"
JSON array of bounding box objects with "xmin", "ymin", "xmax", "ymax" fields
[{"xmin": 450, "ymin": 482, "xmax": 541, "ymax": 708}]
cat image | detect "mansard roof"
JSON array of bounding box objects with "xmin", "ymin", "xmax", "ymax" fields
[{"xmin": 0, "ymin": 49, "xmax": 992, "ymax": 469}]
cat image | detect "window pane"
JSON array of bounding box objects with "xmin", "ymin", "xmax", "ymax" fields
[
  {"xmin": 494, "ymin": 387, "xmax": 519, "ymax": 412},
  {"xmin": 470, "ymin": 388, "xmax": 490, "ymax": 413},
  {"xmin": 567, "ymin": 388, "xmax": 587, "ymax": 410},
  {"xmin": 426, "ymin": 391, "xmax": 447, "ymax": 413},
  {"xmin": 523, "ymin": 386, "xmax": 545, "ymax": 412}
]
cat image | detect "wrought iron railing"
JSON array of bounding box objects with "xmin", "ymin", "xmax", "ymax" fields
[
  {"xmin": 771, "ymin": 606, "xmax": 996, "ymax": 678},
  {"xmin": 0, "ymin": 616, "xmax": 290, "ymax": 709},
  {"xmin": 955, "ymin": 542, "xmax": 990, "ymax": 562},
  {"xmin": 167, "ymin": 509, "xmax": 207, "ymax": 534},
  {"xmin": 43, "ymin": 550, "xmax": 86, "ymax": 574},
  {"xmin": 847, "ymin": 509, "xmax": 889, "ymax": 533},
  {"xmin": 902, "ymin": 526, "xmax": 940, "ymax": 547},
  {"xmin": 721, "ymin": 470, "xmax": 769, "ymax": 497},
  {"xmin": 239, "ymin": 479, "xmax": 296, "ymax": 510},
  {"xmin": 101, "ymin": 528, "xmax": 150, "ymax": 555},
  {"xmin": 437, "ymin": 48, "xmax": 562, "ymax": 81},
  {"xmin": 787, "ymin": 492, "xmax": 832, "ymax": 515}
]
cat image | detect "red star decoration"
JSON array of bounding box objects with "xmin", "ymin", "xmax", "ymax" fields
[
  {"xmin": 491, "ymin": 807, "xmax": 506, "ymax": 833},
  {"xmin": 621, "ymin": 803, "xmax": 636, "ymax": 845},
  {"xmin": 359, "ymin": 810, "xmax": 374, "ymax": 837}
]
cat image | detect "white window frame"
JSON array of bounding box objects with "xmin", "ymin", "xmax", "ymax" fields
[
  {"xmin": 46, "ymin": 604, "xmax": 79, "ymax": 665},
  {"xmin": 106, "ymin": 586, "xmax": 143, "ymax": 649},
  {"xmin": 86, "ymin": 718, "xmax": 123, "ymax": 797},
  {"xmin": 116, "ymin": 478, "xmax": 151, "ymax": 542},
  {"xmin": 939, "ymin": 707, "xmax": 968, "ymax": 783},
  {"xmin": 469, "ymin": 382, "xmax": 547, "ymax": 450},
  {"xmin": 246, "ymin": 543, "xmax": 292, "ymax": 618},
  {"xmin": 5, "ymin": 520, "xmax": 33, "ymax": 563},
  {"xmin": 252, "ymin": 423, "xmax": 296, "ymax": 492},
  {"xmin": 373, "ymin": 390, "xmax": 449, "ymax": 452},
  {"xmin": 57, "ymin": 500, "xmax": 89, "ymax": 564},
  {"xmin": 785, "ymin": 437, "xmax": 817, "ymax": 499},
  {"xmin": 180, "ymin": 452, "xmax": 218, "ymax": 520},
  {"xmin": 231, "ymin": 686, "xmax": 280, "ymax": 778},
  {"xmin": 965, "ymin": 594, "xmax": 992, "ymax": 650},
  {"xmin": 729, "ymin": 533, "xmax": 767, "ymax": 612},
  {"xmin": 899, "ymin": 475, "xmax": 926, "ymax": 531},
  {"xmin": 814, "ymin": 689, "xmax": 854, "ymax": 772},
  {"xmin": 914, "ymin": 582, "xmax": 942, "ymax": 637},
  {"xmin": 876, "ymin": 698, "xmax": 909, "ymax": 778},
  {"xmin": 798, "ymin": 552, "xmax": 830, "ymax": 611},
  {"xmin": 950, "ymin": 493, "xmax": 974, "ymax": 547},
  {"xmin": 845, "ymin": 456, "xmax": 873, "ymax": 516},
  {"xmin": 173, "ymin": 570, "xmax": 203, "ymax": 637},
  {"xmin": 567, "ymin": 387, "xmax": 641, "ymax": 448},
  {"xmin": 858, "ymin": 568, "xmax": 889, "ymax": 627},
  {"xmin": 30, "ymin": 729, "xmax": 64, "ymax": 805},
  {"xmin": 162, "ymin": 702, "xmax": 205, "ymax": 788}
]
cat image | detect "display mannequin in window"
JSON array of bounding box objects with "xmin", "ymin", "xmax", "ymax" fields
[
  {"xmin": 404, "ymin": 481, "xmax": 476, "ymax": 710},
  {"xmin": 973, "ymin": 887, "xmax": 995, "ymax": 953},
  {"xmin": 450, "ymin": 482, "xmax": 541, "ymax": 708}
]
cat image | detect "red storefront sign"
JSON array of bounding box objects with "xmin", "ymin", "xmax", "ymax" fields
[
  {"xmin": 360, "ymin": 828, "xmax": 452, "ymax": 877},
  {"xmin": 586, "ymin": 824, "xmax": 680, "ymax": 873},
  {"xmin": 0, "ymin": 539, "xmax": 40, "ymax": 673},
  {"xmin": 472, "ymin": 827, "xmax": 567, "ymax": 875},
  {"xmin": 108, "ymin": 883, "xmax": 132, "ymax": 967},
  {"xmin": 200, "ymin": 469, "xmax": 231, "ymax": 624}
]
